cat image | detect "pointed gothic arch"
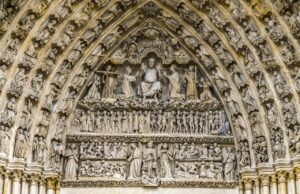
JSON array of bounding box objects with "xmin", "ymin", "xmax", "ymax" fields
[{"xmin": 0, "ymin": 0, "xmax": 299, "ymax": 194}]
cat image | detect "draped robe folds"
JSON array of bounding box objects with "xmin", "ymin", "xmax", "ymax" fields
[
  {"xmin": 160, "ymin": 150, "xmax": 173, "ymax": 178},
  {"xmin": 224, "ymin": 152, "xmax": 235, "ymax": 179},
  {"xmin": 166, "ymin": 71, "xmax": 183, "ymax": 99},
  {"xmin": 141, "ymin": 68, "xmax": 161, "ymax": 97},
  {"xmin": 102, "ymin": 75, "xmax": 117, "ymax": 98},
  {"xmin": 85, "ymin": 79, "xmax": 100, "ymax": 100},
  {"xmin": 65, "ymin": 149, "xmax": 78, "ymax": 179},
  {"xmin": 128, "ymin": 147, "xmax": 142, "ymax": 179},
  {"xmin": 119, "ymin": 74, "xmax": 136, "ymax": 100},
  {"xmin": 186, "ymin": 72, "xmax": 198, "ymax": 100}
]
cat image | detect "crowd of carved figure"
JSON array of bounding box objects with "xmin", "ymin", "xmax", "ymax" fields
[
  {"xmin": 0, "ymin": 0, "xmax": 299, "ymax": 190},
  {"xmin": 64, "ymin": 141, "xmax": 235, "ymax": 185},
  {"xmin": 81, "ymin": 57, "xmax": 220, "ymax": 105},
  {"xmin": 72, "ymin": 109, "xmax": 229, "ymax": 135}
]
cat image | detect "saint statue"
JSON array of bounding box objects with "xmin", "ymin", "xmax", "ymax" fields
[
  {"xmin": 163, "ymin": 65, "xmax": 184, "ymax": 100},
  {"xmin": 118, "ymin": 66, "xmax": 138, "ymax": 100},
  {"xmin": 98, "ymin": 65, "xmax": 118, "ymax": 99},
  {"xmin": 32, "ymin": 136, "xmax": 47, "ymax": 164},
  {"xmin": 84, "ymin": 75, "xmax": 101, "ymax": 100},
  {"xmin": 127, "ymin": 143, "xmax": 142, "ymax": 180},
  {"xmin": 139, "ymin": 58, "xmax": 162, "ymax": 99},
  {"xmin": 159, "ymin": 143, "xmax": 173, "ymax": 179},
  {"xmin": 184, "ymin": 65, "xmax": 198, "ymax": 100},
  {"xmin": 223, "ymin": 147, "xmax": 235, "ymax": 180},
  {"xmin": 142, "ymin": 141, "xmax": 157, "ymax": 178},
  {"xmin": 64, "ymin": 144, "xmax": 79, "ymax": 180}
]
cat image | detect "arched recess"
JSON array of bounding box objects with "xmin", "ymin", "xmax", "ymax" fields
[{"xmin": 0, "ymin": 0, "xmax": 299, "ymax": 194}]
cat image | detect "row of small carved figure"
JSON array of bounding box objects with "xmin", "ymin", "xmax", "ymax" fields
[
  {"xmin": 73, "ymin": 109, "xmax": 230, "ymax": 135},
  {"xmin": 65, "ymin": 141, "xmax": 236, "ymax": 182},
  {"xmin": 79, "ymin": 160, "xmax": 227, "ymax": 181},
  {"xmin": 79, "ymin": 142, "xmax": 225, "ymax": 161}
]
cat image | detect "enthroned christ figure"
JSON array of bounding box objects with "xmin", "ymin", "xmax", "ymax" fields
[{"xmin": 139, "ymin": 57, "xmax": 162, "ymax": 100}]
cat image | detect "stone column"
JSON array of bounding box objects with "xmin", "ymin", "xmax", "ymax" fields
[
  {"xmin": 55, "ymin": 180, "xmax": 60, "ymax": 194},
  {"xmin": 39, "ymin": 179, "xmax": 46, "ymax": 194},
  {"xmin": 295, "ymin": 168, "xmax": 300, "ymax": 194},
  {"xmin": 261, "ymin": 176, "xmax": 269, "ymax": 194},
  {"xmin": 239, "ymin": 181, "xmax": 244, "ymax": 194},
  {"xmin": 271, "ymin": 175, "xmax": 278, "ymax": 194},
  {"xmin": 29, "ymin": 176, "xmax": 39, "ymax": 194},
  {"xmin": 254, "ymin": 179, "xmax": 260, "ymax": 194},
  {"xmin": 0, "ymin": 174, "xmax": 4, "ymax": 194},
  {"xmin": 289, "ymin": 172, "xmax": 296, "ymax": 194},
  {"xmin": 21, "ymin": 176, "xmax": 28, "ymax": 194},
  {"xmin": 278, "ymin": 172, "xmax": 287, "ymax": 194},
  {"xmin": 244, "ymin": 179, "xmax": 253, "ymax": 194},
  {"xmin": 12, "ymin": 172, "xmax": 21, "ymax": 194},
  {"xmin": 46, "ymin": 179, "xmax": 55, "ymax": 194},
  {"xmin": 3, "ymin": 174, "xmax": 12, "ymax": 194}
]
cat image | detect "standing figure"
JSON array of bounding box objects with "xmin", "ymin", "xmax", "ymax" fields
[
  {"xmin": 32, "ymin": 136, "xmax": 47, "ymax": 164},
  {"xmin": 142, "ymin": 141, "xmax": 157, "ymax": 179},
  {"xmin": 163, "ymin": 65, "xmax": 183, "ymax": 100},
  {"xmin": 14, "ymin": 128, "xmax": 29, "ymax": 158},
  {"xmin": 99, "ymin": 65, "xmax": 118, "ymax": 99},
  {"xmin": 127, "ymin": 143, "xmax": 142, "ymax": 180},
  {"xmin": 223, "ymin": 147, "xmax": 235, "ymax": 180},
  {"xmin": 65, "ymin": 144, "xmax": 79, "ymax": 180},
  {"xmin": 184, "ymin": 65, "xmax": 198, "ymax": 100},
  {"xmin": 159, "ymin": 143, "xmax": 173, "ymax": 179}
]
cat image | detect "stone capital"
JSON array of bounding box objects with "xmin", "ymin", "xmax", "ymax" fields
[
  {"xmin": 277, "ymin": 171, "xmax": 288, "ymax": 183},
  {"xmin": 295, "ymin": 168, "xmax": 300, "ymax": 179},
  {"xmin": 271, "ymin": 174, "xmax": 277, "ymax": 183},
  {"xmin": 29, "ymin": 174, "xmax": 40, "ymax": 185},
  {"xmin": 47, "ymin": 178, "xmax": 56, "ymax": 190},
  {"xmin": 260, "ymin": 175, "xmax": 270, "ymax": 186},
  {"xmin": 243, "ymin": 179, "xmax": 253, "ymax": 190},
  {"xmin": 11, "ymin": 170, "xmax": 23, "ymax": 182}
]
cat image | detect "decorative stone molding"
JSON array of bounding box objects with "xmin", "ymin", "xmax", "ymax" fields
[{"xmin": 0, "ymin": 0, "xmax": 299, "ymax": 193}]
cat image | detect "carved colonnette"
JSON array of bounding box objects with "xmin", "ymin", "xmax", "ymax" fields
[{"xmin": 0, "ymin": 0, "xmax": 299, "ymax": 194}]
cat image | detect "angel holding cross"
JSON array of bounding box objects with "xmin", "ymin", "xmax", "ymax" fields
[{"xmin": 96, "ymin": 65, "xmax": 119, "ymax": 99}]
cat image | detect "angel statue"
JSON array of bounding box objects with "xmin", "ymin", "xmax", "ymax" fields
[
  {"xmin": 118, "ymin": 66, "xmax": 138, "ymax": 100},
  {"xmin": 138, "ymin": 57, "xmax": 162, "ymax": 100}
]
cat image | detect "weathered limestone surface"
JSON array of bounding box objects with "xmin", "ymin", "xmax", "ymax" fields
[
  {"xmin": 0, "ymin": 0, "xmax": 300, "ymax": 193},
  {"xmin": 60, "ymin": 187, "xmax": 239, "ymax": 194}
]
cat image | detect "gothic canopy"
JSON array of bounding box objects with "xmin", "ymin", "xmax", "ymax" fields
[{"xmin": 0, "ymin": 0, "xmax": 299, "ymax": 193}]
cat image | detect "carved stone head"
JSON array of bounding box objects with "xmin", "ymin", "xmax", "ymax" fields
[{"xmin": 149, "ymin": 58, "xmax": 155, "ymax": 68}]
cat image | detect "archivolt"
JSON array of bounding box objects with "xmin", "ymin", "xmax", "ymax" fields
[{"xmin": 0, "ymin": 0, "xmax": 299, "ymax": 185}]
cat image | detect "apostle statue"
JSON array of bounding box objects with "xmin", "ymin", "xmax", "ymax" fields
[
  {"xmin": 14, "ymin": 128, "xmax": 29, "ymax": 158},
  {"xmin": 32, "ymin": 136, "xmax": 47, "ymax": 164},
  {"xmin": 223, "ymin": 147, "xmax": 235, "ymax": 180},
  {"xmin": 139, "ymin": 58, "xmax": 162, "ymax": 100},
  {"xmin": 184, "ymin": 65, "xmax": 198, "ymax": 100},
  {"xmin": 159, "ymin": 143, "xmax": 173, "ymax": 179},
  {"xmin": 142, "ymin": 141, "xmax": 157, "ymax": 179},
  {"xmin": 127, "ymin": 143, "xmax": 142, "ymax": 180},
  {"xmin": 118, "ymin": 66, "xmax": 138, "ymax": 100},
  {"xmin": 64, "ymin": 144, "xmax": 79, "ymax": 180},
  {"xmin": 163, "ymin": 65, "xmax": 184, "ymax": 100}
]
